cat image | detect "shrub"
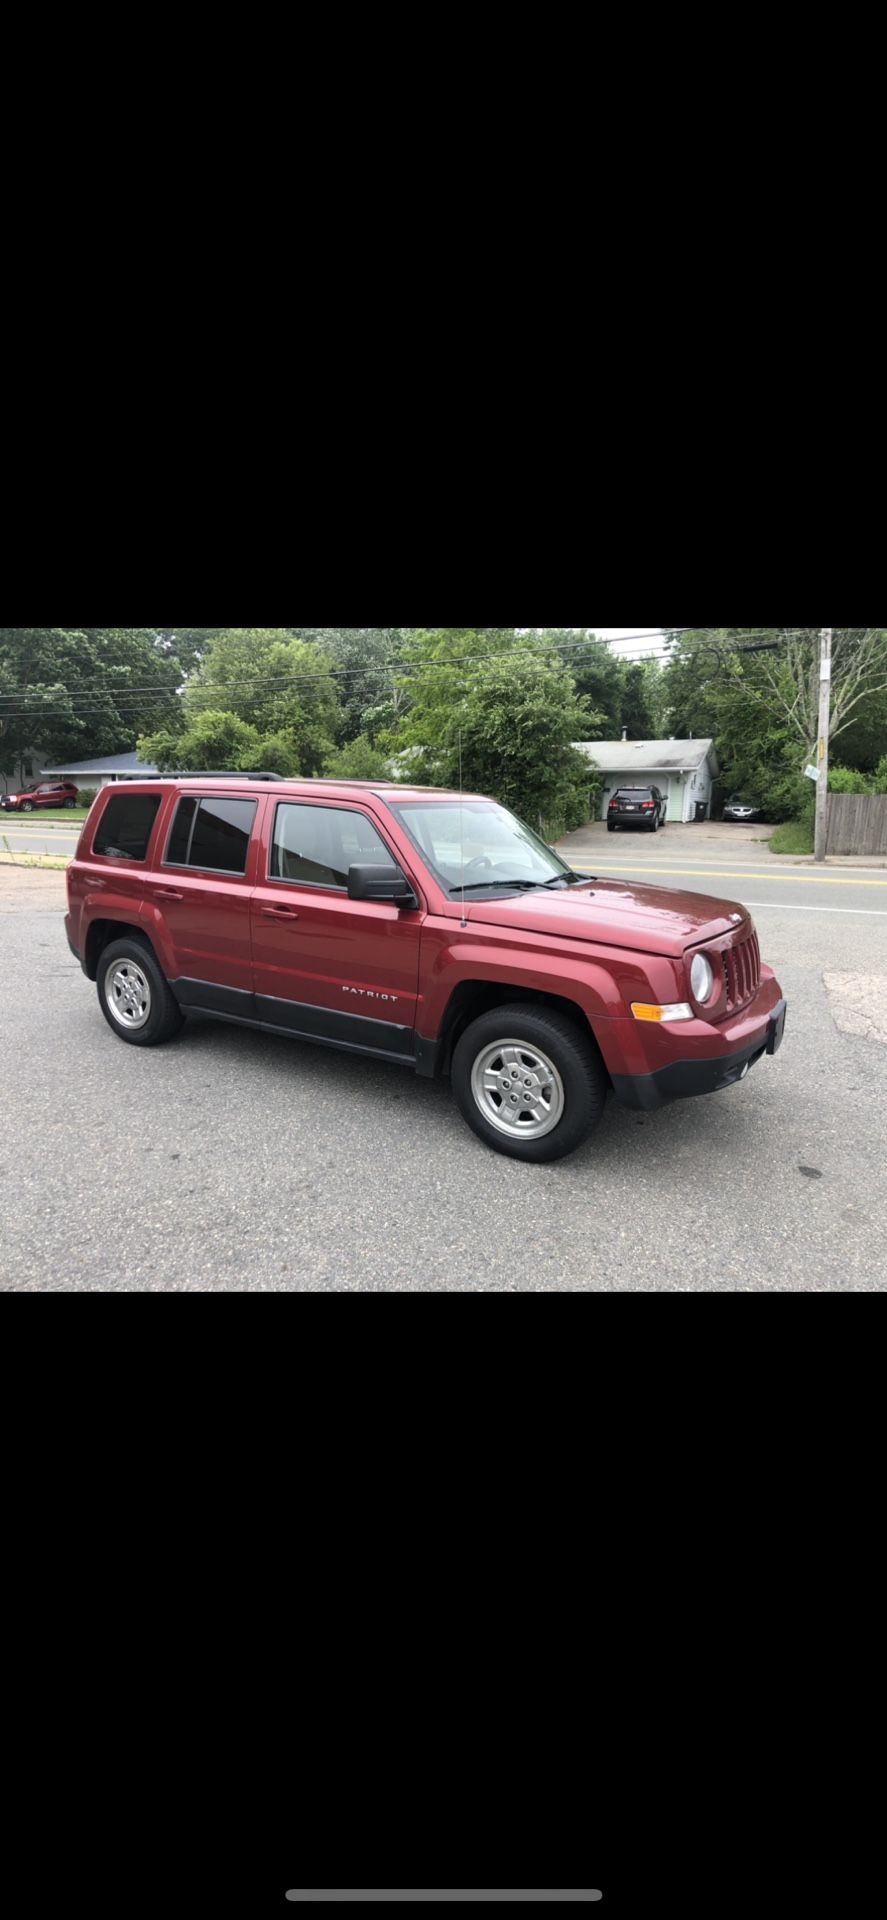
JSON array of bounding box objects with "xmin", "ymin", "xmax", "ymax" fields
[
  {"xmin": 871, "ymin": 755, "xmax": 887, "ymax": 793},
  {"xmin": 76, "ymin": 788, "xmax": 98, "ymax": 809},
  {"xmin": 325, "ymin": 735, "xmax": 391, "ymax": 781},
  {"xmin": 828, "ymin": 765, "xmax": 873, "ymax": 795}
]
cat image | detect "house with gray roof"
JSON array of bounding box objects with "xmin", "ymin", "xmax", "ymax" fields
[
  {"xmin": 575, "ymin": 738, "xmax": 720, "ymax": 824},
  {"xmin": 39, "ymin": 751, "xmax": 160, "ymax": 789}
]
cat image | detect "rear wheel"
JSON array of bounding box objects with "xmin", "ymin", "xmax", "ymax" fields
[
  {"xmin": 452, "ymin": 1004, "xmax": 609, "ymax": 1163},
  {"xmin": 97, "ymin": 937, "xmax": 185, "ymax": 1047},
  {"xmin": 64, "ymin": 798, "xmax": 76, "ymax": 809}
]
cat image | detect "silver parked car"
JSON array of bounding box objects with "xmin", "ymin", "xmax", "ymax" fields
[{"xmin": 723, "ymin": 794, "xmax": 762, "ymax": 823}]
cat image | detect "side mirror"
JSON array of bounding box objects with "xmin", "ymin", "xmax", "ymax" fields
[{"xmin": 348, "ymin": 864, "xmax": 419, "ymax": 909}]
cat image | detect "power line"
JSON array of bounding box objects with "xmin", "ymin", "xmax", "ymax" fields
[{"xmin": 0, "ymin": 627, "xmax": 818, "ymax": 716}]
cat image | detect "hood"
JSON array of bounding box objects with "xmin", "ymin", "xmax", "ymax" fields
[{"xmin": 458, "ymin": 879, "xmax": 749, "ymax": 958}]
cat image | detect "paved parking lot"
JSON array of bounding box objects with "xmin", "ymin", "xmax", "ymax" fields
[{"xmin": 2, "ymin": 858, "xmax": 885, "ymax": 1290}]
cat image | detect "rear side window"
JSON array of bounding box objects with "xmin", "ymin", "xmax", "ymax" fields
[
  {"xmin": 93, "ymin": 794, "xmax": 162, "ymax": 862},
  {"xmin": 165, "ymin": 796, "xmax": 257, "ymax": 875}
]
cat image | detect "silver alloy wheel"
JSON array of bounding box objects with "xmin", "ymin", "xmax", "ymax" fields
[
  {"xmin": 470, "ymin": 1037, "xmax": 566, "ymax": 1140},
  {"xmin": 106, "ymin": 958, "xmax": 152, "ymax": 1031}
]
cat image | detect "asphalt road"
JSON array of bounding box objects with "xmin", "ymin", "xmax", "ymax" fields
[
  {"xmin": 2, "ymin": 857, "xmax": 885, "ymax": 1291},
  {"xmin": 0, "ymin": 823, "xmax": 82, "ymax": 854}
]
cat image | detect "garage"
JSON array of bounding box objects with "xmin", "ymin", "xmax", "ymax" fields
[{"xmin": 573, "ymin": 737, "xmax": 720, "ymax": 824}]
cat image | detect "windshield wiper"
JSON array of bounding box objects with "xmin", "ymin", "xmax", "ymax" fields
[{"xmin": 456, "ymin": 879, "xmax": 562, "ymax": 893}]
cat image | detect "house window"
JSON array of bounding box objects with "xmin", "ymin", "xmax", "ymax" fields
[{"xmin": 24, "ymin": 760, "xmax": 33, "ymax": 777}]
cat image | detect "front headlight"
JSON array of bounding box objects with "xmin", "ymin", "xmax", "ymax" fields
[{"xmin": 691, "ymin": 953, "xmax": 715, "ymax": 1004}]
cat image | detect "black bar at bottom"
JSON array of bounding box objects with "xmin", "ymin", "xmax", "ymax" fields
[{"xmin": 285, "ymin": 1897, "xmax": 603, "ymax": 1905}]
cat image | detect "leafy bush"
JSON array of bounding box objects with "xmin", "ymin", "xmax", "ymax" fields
[
  {"xmin": 324, "ymin": 735, "xmax": 391, "ymax": 781},
  {"xmin": 873, "ymin": 755, "xmax": 887, "ymax": 793},
  {"xmin": 828, "ymin": 764, "xmax": 874, "ymax": 794},
  {"xmin": 76, "ymin": 788, "xmax": 98, "ymax": 809}
]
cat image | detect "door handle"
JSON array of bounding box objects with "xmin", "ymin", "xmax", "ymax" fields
[
  {"xmin": 261, "ymin": 905, "xmax": 300, "ymax": 919},
  {"xmin": 154, "ymin": 888, "xmax": 184, "ymax": 901}
]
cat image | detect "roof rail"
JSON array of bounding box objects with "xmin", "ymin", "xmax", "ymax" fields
[{"xmin": 118, "ymin": 770, "xmax": 287, "ymax": 783}]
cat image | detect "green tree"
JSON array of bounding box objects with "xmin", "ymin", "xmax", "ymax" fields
[
  {"xmin": 139, "ymin": 708, "xmax": 301, "ymax": 776},
  {"xmin": 386, "ymin": 629, "xmax": 603, "ymax": 832},
  {"xmin": 324, "ymin": 734, "xmax": 392, "ymax": 780},
  {"xmin": 663, "ymin": 628, "xmax": 887, "ymax": 819},
  {"xmin": 0, "ymin": 627, "xmax": 184, "ymax": 784},
  {"xmin": 620, "ymin": 663, "xmax": 659, "ymax": 739},
  {"xmin": 530, "ymin": 632, "xmax": 665, "ymax": 741},
  {"xmin": 180, "ymin": 629, "xmax": 341, "ymax": 774},
  {"xmin": 564, "ymin": 633, "xmax": 627, "ymax": 736},
  {"xmin": 288, "ymin": 629, "xmax": 406, "ymax": 743},
  {"xmin": 151, "ymin": 629, "xmax": 226, "ymax": 674}
]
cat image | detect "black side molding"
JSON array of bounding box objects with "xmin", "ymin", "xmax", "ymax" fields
[{"xmin": 170, "ymin": 979, "xmax": 417, "ymax": 1067}]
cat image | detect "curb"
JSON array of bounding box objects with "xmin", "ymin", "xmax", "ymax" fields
[{"xmin": 0, "ymin": 819, "xmax": 84, "ymax": 831}]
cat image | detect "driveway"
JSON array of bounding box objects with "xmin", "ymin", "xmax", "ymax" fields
[
  {"xmin": 2, "ymin": 865, "xmax": 885, "ymax": 1291},
  {"xmin": 558, "ymin": 818, "xmax": 776, "ymax": 860}
]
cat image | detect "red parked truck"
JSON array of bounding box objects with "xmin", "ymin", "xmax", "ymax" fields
[{"xmin": 64, "ymin": 776, "xmax": 787, "ymax": 1163}]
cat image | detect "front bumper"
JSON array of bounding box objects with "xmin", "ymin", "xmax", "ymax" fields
[{"xmin": 610, "ymin": 992, "xmax": 787, "ymax": 1113}]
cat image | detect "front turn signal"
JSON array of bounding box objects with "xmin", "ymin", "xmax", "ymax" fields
[{"xmin": 631, "ymin": 1002, "xmax": 694, "ymax": 1022}]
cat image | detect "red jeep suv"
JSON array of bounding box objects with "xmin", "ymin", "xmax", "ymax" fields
[
  {"xmin": 2, "ymin": 780, "xmax": 79, "ymax": 812},
  {"xmin": 64, "ymin": 776, "xmax": 787, "ymax": 1163}
]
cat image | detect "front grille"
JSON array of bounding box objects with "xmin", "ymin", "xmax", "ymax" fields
[{"xmin": 722, "ymin": 928, "xmax": 761, "ymax": 1012}]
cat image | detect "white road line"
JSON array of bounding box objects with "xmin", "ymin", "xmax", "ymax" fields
[
  {"xmin": 586, "ymin": 865, "xmax": 887, "ymax": 888},
  {"xmin": 590, "ymin": 863, "xmax": 887, "ymax": 879},
  {"xmin": 742, "ymin": 902, "xmax": 887, "ymax": 915}
]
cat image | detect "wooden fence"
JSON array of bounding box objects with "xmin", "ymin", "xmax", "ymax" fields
[{"xmin": 827, "ymin": 794, "xmax": 887, "ymax": 856}]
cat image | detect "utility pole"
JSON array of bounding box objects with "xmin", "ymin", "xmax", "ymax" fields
[{"xmin": 815, "ymin": 628, "xmax": 833, "ymax": 863}]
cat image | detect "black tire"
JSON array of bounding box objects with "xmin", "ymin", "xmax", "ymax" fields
[
  {"xmin": 649, "ymin": 815, "xmax": 658, "ymax": 832},
  {"xmin": 97, "ymin": 935, "xmax": 185, "ymax": 1048},
  {"xmin": 22, "ymin": 801, "xmax": 34, "ymax": 812},
  {"xmin": 452, "ymin": 1003, "xmax": 609, "ymax": 1164},
  {"xmin": 64, "ymin": 798, "xmax": 76, "ymax": 809},
  {"xmin": 607, "ymin": 823, "xmax": 616, "ymax": 833}
]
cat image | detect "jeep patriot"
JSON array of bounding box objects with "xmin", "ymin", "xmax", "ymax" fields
[{"xmin": 65, "ymin": 777, "xmax": 787, "ymax": 1162}]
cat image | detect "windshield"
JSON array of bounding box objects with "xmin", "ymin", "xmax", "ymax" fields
[{"xmin": 389, "ymin": 800, "xmax": 579, "ymax": 896}]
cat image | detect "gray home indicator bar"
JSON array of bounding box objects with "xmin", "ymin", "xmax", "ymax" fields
[{"xmin": 286, "ymin": 1897, "xmax": 603, "ymax": 1905}]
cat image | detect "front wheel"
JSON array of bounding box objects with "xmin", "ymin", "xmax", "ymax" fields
[
  {"xmin": 97, "ymin": 937, "xmax": 185, "ymax": 1047},
  {"xmin": 22, "ymin": 801, "xmax": 34, "ymax": 812},
  {"xmin": 452, "ymin": 1004, "xmax": 609, "ymax": 1163}
]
